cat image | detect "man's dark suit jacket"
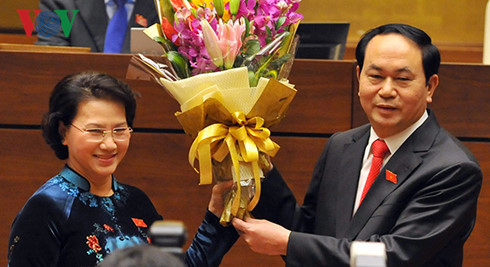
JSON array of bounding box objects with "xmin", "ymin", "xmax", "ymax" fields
[
  {"xmin": 36, "ymin": 0, "xmax": 159, "ymax": 53},
  {"xmin": 253, "ymin": 110, "xmax": 482, "ymax": 266}
]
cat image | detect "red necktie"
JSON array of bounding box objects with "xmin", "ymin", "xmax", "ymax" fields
[{"xmin": 360, "ymin": 139, "xmax": 389, "ymax": 203}]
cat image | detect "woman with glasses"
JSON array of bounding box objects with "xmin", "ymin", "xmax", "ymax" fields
[{"xmin": 8, "ymin": 72, "xmax": 238, "ymax": 266}]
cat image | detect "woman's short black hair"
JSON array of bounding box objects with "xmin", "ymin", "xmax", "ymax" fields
[
  {"xmin": 355, "ymin": 23, "xmax": 440, "ymax": 85},
  {"xmin": 42, "ymin": 72, "xmax": 137, "ymax": 160}
]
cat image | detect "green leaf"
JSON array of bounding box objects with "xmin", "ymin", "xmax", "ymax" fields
[
  {"xmin": 165, "ymin": 51, "xmax": 191, "ymax": 79},
  {"xmin": 275, "ymin": 17, "xmax": 286, "ymax": 30},
  {"xmin": 153, "ymin": 36, "xmax": 178, "ymax": 52},
  {"xmin": 234, "ymin": 54, "xmax": 244, "ymax": 67},
  {"xmin": 264, "ymin": 70, "xmax": 278, "ymax": 79},
  {"xmin": 265, "ymin": 26, "xmax": 272, "ymax": 44},
  {"xmin": 244, "ymin": 18, "xmax": 251, "ymax": 38},
  {"xmin": 242, "ymin": 39, "xmax": 261, "ymax": 57},
  {"xmin": 190, "ymin": 8, "xmax": 198, "ymax": 18},
  {"xmin": 248, "ymin": 70, "xmax": 258, "ymax": 87}
]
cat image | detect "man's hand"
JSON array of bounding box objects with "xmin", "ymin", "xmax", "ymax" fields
[
  {"xmin": 232, "ymin": 217, "xmax": 291, "ymax": 256},
  {"xmin": 208, "ymin": 181, "xmax": 233, "ymax": 217}
]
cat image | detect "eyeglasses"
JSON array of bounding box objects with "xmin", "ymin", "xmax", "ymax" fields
[{"xmin": 71, "ymin": 124, "xmax": 133, "ymax": 142}]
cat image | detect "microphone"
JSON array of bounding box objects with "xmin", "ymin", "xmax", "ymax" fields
[
  {"xmin": 149, "ymin": 220, "xmax": 188, "ymax": 260},
  {"xmin": 350, "ymin": 241, "xmax": 387, "ymax": 267}
]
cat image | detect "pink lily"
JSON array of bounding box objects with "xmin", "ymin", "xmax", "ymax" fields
[
  {"xmin": 218, "ymin": 18, "xmax": 245, "ymax": 69},
  {"xmin": 201, "ymin": 18, "xmax": 224, "ymax": 68}
]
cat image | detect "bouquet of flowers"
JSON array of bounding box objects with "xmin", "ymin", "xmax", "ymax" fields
[{"xmin": 127, "ymin": 0, "xmax": 303, "ymax": 225}]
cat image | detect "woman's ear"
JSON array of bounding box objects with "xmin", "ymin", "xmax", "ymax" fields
[{"xmin": 58, "ymin": 122, "xmax": 67, "ymax": 145}]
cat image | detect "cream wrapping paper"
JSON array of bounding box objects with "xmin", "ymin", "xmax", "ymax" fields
[{"xmin": 127, "ymin": 55, "xmax": 296, "ymax": 225}]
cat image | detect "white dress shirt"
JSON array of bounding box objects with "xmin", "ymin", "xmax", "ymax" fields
[
  {"xmin": 353, "ymin": 111, "xmax": 429, "ymax": 214},
  {"xmin": 105, "ymin": 0, "xmax": 135, "ymax": 21}
]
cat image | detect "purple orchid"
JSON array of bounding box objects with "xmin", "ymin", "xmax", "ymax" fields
[{"xmin": 166, "ymin": 0, "xmax": 302, "ymax": 75}]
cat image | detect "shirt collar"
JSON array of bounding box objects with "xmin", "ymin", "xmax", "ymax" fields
[
  {"xmin": 369, "ymin": 110, "xmax": 429, "ymax": 155},
  {"xmin": 105, "ymin": 0, "xmax": 136, "ymax": 5},
  {"xmin": 60, "ymin": 165, "xmax": 120, "ymax": 192}
]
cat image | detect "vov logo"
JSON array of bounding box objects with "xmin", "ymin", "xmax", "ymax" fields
[{"xmin": 17, "ymin": 10, "xmax": 79, "ymax": 38}]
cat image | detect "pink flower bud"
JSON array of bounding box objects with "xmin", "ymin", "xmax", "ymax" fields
[{"xmin": 201, "ymin": 19, "xmax": 224, "ymax": 68}]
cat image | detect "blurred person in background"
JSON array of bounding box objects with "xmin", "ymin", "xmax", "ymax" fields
[{"xmin": 35, "ymin": 0, "xmax": 158, "ymax": 53}]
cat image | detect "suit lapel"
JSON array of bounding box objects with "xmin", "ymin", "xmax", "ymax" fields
[
  {"xmin": 345, "ymin": 143, "xmax": 423, "ymax": 239},
  {"xmin": 75, "ymin": 0, "xmax": 108, "ymax": 52},
  {"xmin": 344, "ymin": 110, "xmax": 440, "ymax": 240},
  {"xmin": 335, "ymin": 128, "xmax": 369, "ymax": 238}
]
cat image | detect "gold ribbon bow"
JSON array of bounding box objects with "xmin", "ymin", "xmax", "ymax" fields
[{"xmin": 188, "ymin": 111, "xmax": 280, "ymax": 216}]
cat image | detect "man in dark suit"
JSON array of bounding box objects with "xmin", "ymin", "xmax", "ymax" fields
[
  {"xmin": 35, "ymin": 0, "xmax": 158, "ymax": 53},
  {"xmin": 232, "ymin": 24, "xmax": 483, "ymax": 266}
]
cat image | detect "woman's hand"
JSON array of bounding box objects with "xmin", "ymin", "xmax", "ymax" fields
[{"xmin": 208, "ymin": 180, "xmax": 233, "ymax": 217}]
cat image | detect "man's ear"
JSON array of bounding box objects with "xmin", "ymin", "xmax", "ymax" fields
[
  {"xmin": 426, "ymin": 74, "xmax": 439, "ymax": 103},
  {"xmin": 356, "ymin": 65, "xmax": 361, "ymax": 96}
]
